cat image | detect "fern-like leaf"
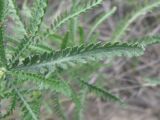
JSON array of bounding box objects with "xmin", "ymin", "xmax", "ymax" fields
[
  {"xmin": 10, "ymin": 0, "xmax": 48, "ymax": 66},
  {"xmin": 14, "ymin": 87, "xmax": 39, "ymax": 120},
  {"xmin": 22, "ymin": 91, "xmax": 42, "ymax": 120},
  {"xmin": 111, "ymin": 1, "xmax": 160, "ymax": 42},
  {"xmin": 10, "ymin": 71, "xmax": 81, "ymax": 119},
  {"xmin": 28, "ymin": 0, "xmax": 48, "ymax": 35},
  {"xmin": 52, "ymin": 93, "xmax": 67, "ymax": 120},
  {"xmin": 49, "ymin": 0, "xmax": 103, "ymax": 33},
  {"xmin": 0, "ymin": 91, "xmax": 17, "ymax": 119},
  {"xmin": 29, "ymin": 44, "xmax": 53, "ymax": 54},
  {"xmin": 10, "ymin": 71, "xmax": 72, "ymax": 97},
  {"xmin": 7, "ymin": 0, "xmax": 26, "ymax": 39},
  {"xmin": 80, "ymin": 80, "xmax": 122, "ymax": 103},
  {"xmin": 86, "ymin": 6, "xmax": 117, "ymax": 41},
  {"xmin": 13, "ymin": 42, "xmax": 144, "ymax": 74},
  {"xmin": 5, "ymin": 0, "xmax": 27, "ymax": 56},
  {"xmin": 129, "ymin": 36, "xmax": 160, "ymax": 48}
]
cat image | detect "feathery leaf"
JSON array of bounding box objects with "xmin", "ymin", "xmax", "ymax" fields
[
  {"xmin": 13, "ymin": 42, "xmax": 144, "ymax": 74},
  {"xmin": 49, "ymin": 0, "xmax": 103, "ymax": 33},
  {"xmin": 10, "ymin": 0, "xmax": 48, "ymax": 66},
  {"xmin": 22, "ymin": 91, "xmax": 42, "ymax": 120},
  {"xmin": 7, "ymin": 0, "xmax": 26, "ymax": 39},
  {"xmin": 14, "ymin": 87, "xmax": 38, "ymax": 120},
  {"xmin": 52, "ymin": 93, "xmax": 67, "ymax": 120},
  {"xmin": 111, "ymin": 1, "xmax": 160, "ymax": 42},
  {"xmin": 80, "ymin": 80, "xmax": 122, "ymax": 103},
  {"xmin": 10, "ymin": 71, "xmax": 72, "ymax": 97},
  {"xmin": 129, "ymin": 36, "xmax": 160, "ymax": 48},
  {"xmin": 86, "ymin": 7, "xmax": 117, "ymax": 41}
]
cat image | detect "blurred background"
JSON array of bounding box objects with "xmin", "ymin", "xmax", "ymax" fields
[{"xmin": 7, "ymin": 0, "xmax": 160, "ymax": 120}]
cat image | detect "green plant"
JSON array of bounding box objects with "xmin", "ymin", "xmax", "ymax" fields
[{"xmin": 0, "ymin": 0, "xmax": 160, "ymax": 120}]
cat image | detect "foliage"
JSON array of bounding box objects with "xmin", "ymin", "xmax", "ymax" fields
[
  {"xmin": 111, "ymin": 0, "xmax": 160, "ymax": 42},
  {"xmin": 0, "ymin": 0, "xmax": 160, "ymax": 120}
]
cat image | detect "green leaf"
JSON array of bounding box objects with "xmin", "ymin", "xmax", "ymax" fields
[
  {"xmin": 13, "ymin": 42, "xmax": 144, "ymax": 74},
  {"xmin": 29, "ymin": 44, "xmax": 53, "ymax": 54},
  {"xmin": 111, "ymin": 1, "xmax": 160, "ymax": 42},
  {"xmin": 86, "ymin": 6, "xmax": 117, "ymax": 41},
  {"xmin": 78, "ymin": 26, "xmax": 85, "ymax": 44},
  {"xmin": 0, "ymin": 91, "xmax": 17, "ymax": 119},
  {"xmin": 52, "ymin": 93, "xmax": 67, "ymax": 120},
  {"xmin": 7, "ymin": 0, "xmax": 26, "ymax": 39},
  {"xmin": 49, "ymin": 0, "xmax": 103, "ymax": 33},
  {"xmin": 80, "ymin": 80, "xmax": 122, "ymax": 103},
  {"xmin": 14, "ymin": 87, "xmax": 38, "ymax": 120},
  {"xmin": 5, "ymin": 0, "xmax": 27, "ymax": 56},
  {"xmin": 61, "ymin": 32, "xmax": 69, "ymax": 50},
  {"xmin": 22, "ymin": 91, "xmax": 42, "ymax": 120},
  {"xmin": 10, "ymin": 0, "xmax": 48, "ymax": 66},
  {"xmin": 10, "ymin": 71, "xmax": 81, "ymax": 119},
  {"xmin": 144, "ymin": 77, "xmax": 160, "ymax": 87},
  {"xmin": 129, "ymin": 36, "xmax": 160, "ymax": 47},
  {"xmin": 10, "ymin": 71, "xmax": 72, "ymax": 97}
]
